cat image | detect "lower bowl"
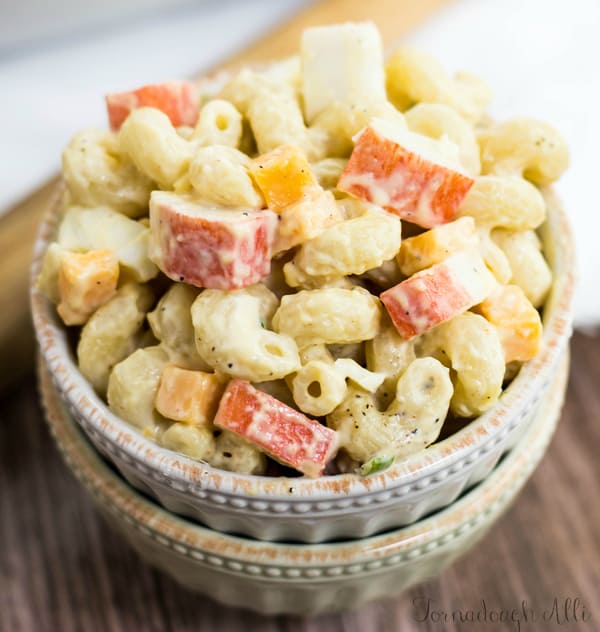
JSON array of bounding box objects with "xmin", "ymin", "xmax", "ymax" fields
[{"xmin": 39, "ymin": 350, "xmax": 568, "ymax": 615}]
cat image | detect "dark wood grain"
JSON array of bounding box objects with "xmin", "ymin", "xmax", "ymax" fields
[{"xmin": 1, "ymin": 331, "xmax": 599, "ymax": 632}]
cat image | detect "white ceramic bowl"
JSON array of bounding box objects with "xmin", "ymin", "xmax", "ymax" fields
[
  {"xmin": 31, "ymin": 187, "xmax": 575, "ymax": 542},
  {"xmin": 39, "ymin": 350, "xmax": 569, "ymax": 615}
]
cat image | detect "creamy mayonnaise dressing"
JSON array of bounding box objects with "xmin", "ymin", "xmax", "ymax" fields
[
  {"xmin": 444, "ymin": 250, "xmax": 497, "ymax": 304},
  {"xmin": 334, "ymin": 358, "xmax": 385, "ymax": 392},
  {"xmin": 367, "ymin": 118, "xmax": 464, "ymax": 173}
]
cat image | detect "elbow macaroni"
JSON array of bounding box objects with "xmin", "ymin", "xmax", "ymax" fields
[
  {"xmin": 188, "ymin": 145, "xmax": 264, "ymax": 209},
  {"xmin": 273, "ymin": 287, "xmax": 381, "ymax": 348},
  {"xmin": 492, "ymin": 229, "xmax": 552, "ymax": 308},
  {"xmin": 385, "ymin": 47, "xmax": 491, "ymax": 123},
  {"xmin": 247, "ymin": 90, "xmax": 310, "ymax": 156},
  {"xmin": 191, "ymin": 287, "xmax": 301, "ymax": 381},
  {"xmin": 147, "ymin": 283, "xmax": 211, "ymax": 370},
  {"xmin": 365, "ymin": 317, "xmax": 417, "ymax": 408},
  {"xmin": 107, "ymin": 345, "xmax": 171, "ymax": 432},
  {"xmin": 48, "ymin": 22, "xmax": 564, "ymax": 475},
  {"xmin": 458, "ymin": 175, "xmax": 546, "ymax": 231},
  {"xmin": 62, "ymin": 129, "xmax": 154, "ymax": 218},
  {"xmin": 478, "ymin": 118, "xmax": 569, "ymax": 185},
  {"xmin": 78, "ymin": 283, "xmax": 153, "ymax": 396},
  {"xmin": 309, "ymin": 99, "xmax": 408, "ymax": 159},
  {"xmin": 289, "ymin": 344, "xmax": 383, "ymax": 417},
  {"xmin": 160, "ymin": 423, "xmax": 216, "ymax": 462},
  {"xmin": 211, "ymin": 431, "xmax": 267, "ymax": 475},
  {"xmin": 418, "ymin": 312, "xmax": 505, "ymax": 417},
  {"xmin": 404, "ymin": 103, "xmax": 480, "ymax": 176},
  {"xmin": 192, "ymin": 99, "xmax": 243, "ymax": 148},
  {"xmin": 327, "ymin": 358, "xmax": 452, "ymax": 463},
  {"xmin": 310, "ymin": 157, "xmax": 348, "ymax": 189},
  {"xmin": 119, "ymin": 107, "xmax": 193, "ymax": 187},
  {"xmin": 457, "ymin": 175, "xmax": 547, "ymax": 283},
  {"xmin": 283, "ymin": 210, "xmax": 401, "ymax": 288},
  {"xmin": 291, "ymin": 360, "xmax": 347, "ymax": 416}
]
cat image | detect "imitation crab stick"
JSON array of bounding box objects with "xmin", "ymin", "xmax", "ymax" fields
[
  {"xmin": 381, "ymin": 251, "xmax": 496, "ymax": 339},
  {"xmin": 149, "ymin": 191, "xmax": 278, "ymax": 290},
  {"xmin": 214, "ymin": 379, "xmax": 339, "ymax": 477},
  {"xmin": 106, "ymin": 81, "xmax": 199, "ymax": 131},
  {"xmin": 338, "ymin": 119, "xmax": 474, "ymax": 228}
]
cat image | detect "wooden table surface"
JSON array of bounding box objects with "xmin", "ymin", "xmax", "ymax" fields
[{"xmin": 1, "ymin": 330, "xmax": 598, "ymax": 632}]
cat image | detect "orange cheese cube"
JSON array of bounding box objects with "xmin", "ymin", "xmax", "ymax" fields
[
  {"xmin": 249, "ymin": 145, "xmax": 320, "ymax": 213},
  {"xmin": 474, "ymin": 284, "xmax": 542, "ymax": 363},
  {"xmin": 338, "ymin": 122, "xmax": 474, "ymax": 228},
  {"xmin": 155, "ymin": 366, "xmax": 226, "ymax": 425},
  {"xmin": 273, "ymin": 188, "xmax": 343, "ymax": 253},
  {"xmin": 397, "ymin": 216, "xmax": 478, "ymax": 276},
  {"xmin": 57, "ymin": 249, "xmax": 119, "ymax": 325},
  {"xmin": 381, "ymin": 251, "xmax": 496, "ymax": 339},
  {"xmin": 106, "ymin": 81, "xmax": 198, "ymax": 131},
  {"xmin": 214, "ymin": 379, "xmax": 339, "ymax": 477}
]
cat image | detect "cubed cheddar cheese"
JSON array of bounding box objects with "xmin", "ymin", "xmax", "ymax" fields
[
  {"xmin": 250, "ymin": 145, "xmax": 319, "ymax": 213},
  {"xmin": 248, "ymin": 145, "xmax": 344, "ymax": 253},
  {"xmin": 106, "ymin": 81, "xmax": 198, "ymax": 131},
  {"xmin": 273, "ymin": 188, "xmax": 343, "ymax": 253},
  {"xmin": 473, "ymin": 284, "xmax": 542, "ymax": 363},
  {"xmin": 149, "ymin": 191, "xmax": 278, "ymax": 290},
  {"xmin": 397, "ymin": 216, "xmax": 478, "ymax": 276},
  {"xmin": 214, "ymin": 379, "xmax": 339, "ymax": 477},
  {"xmin": 57, "ymin": 249, "xmax": 119, "ymax": 326},
  {"xmin": 338, "ymin": 119, "xmax": 474, "ymax": 228},
  {"xmin": 381, "ymin": 251, "xmax": 496, "ymax": 339},
  {"xmin": 155, "ymin": 366, "xmax": 225, "ymax": 425}
]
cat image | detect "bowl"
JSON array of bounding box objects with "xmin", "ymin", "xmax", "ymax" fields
[
  {"xmin": 39, "ymin": 349, "xmax": 569, "ymax": 615},
  {"xmin": 31, "ymin": 186, "xmax": 575, "ymax": 542}
]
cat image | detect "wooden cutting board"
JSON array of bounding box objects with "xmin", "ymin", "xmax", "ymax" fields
[{"xmin": 0, "ymin": 0, "xmax": 453, "ymax": 390}]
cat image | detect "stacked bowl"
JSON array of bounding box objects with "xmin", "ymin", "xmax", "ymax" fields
[{"xmin": 32, "ymin": 187, "xmax": 575, "ymax": 613}]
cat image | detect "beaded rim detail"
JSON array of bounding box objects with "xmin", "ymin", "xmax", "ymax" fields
[
  {"xmin": 30, "ymin": 184, "xmax": 575, "ymax": 514},
  {"xmin": 39, "ymin": 353, "xmax": 567, "ymax": 578}
]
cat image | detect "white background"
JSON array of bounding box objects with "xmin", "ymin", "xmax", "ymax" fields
[{"xmin": 0, "ymin": 0, "xmax": 597, "ymax": 325}]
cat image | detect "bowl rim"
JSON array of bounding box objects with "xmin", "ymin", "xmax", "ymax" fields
[
  {"xmin": 30, "ymin": 183, "xmax": 576, "ymax": 501},
  {"xmin": 39, "ymin": 351, "xmax": 568, "ymax": 568}
]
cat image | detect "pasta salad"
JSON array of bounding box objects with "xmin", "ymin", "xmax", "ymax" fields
[{"xmin": 38, "ymin": 22, "xmax": 568, "ymax": 478}]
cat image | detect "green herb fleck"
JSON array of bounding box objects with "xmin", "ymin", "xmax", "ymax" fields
[{"xmin": 358, "ymin": 454, "xmax": 394, "ymax": 477}]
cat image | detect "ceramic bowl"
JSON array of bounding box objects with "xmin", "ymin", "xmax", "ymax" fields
[
  {"xmin": 39, "ymin": 350, "xmax": 568, "ymax": 615},
  {"xmin": 31, "ymin": 187, "xmax": 575, "ymax": 542}
]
